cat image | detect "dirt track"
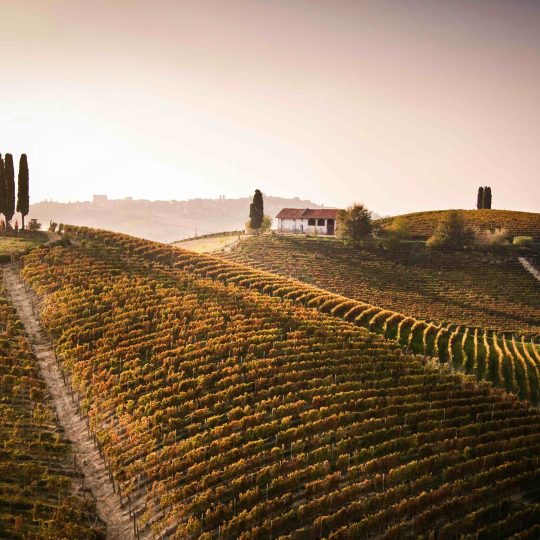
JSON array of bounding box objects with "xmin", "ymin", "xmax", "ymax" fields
[
  {"xmin": 519, "ymin": 256, "xmax": 540, "ymax": 282},
  {"xmin": 3, "ymin": 262, "xmax": 136, "ymax": 540}
]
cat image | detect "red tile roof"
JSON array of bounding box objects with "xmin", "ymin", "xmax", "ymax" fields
[{"xmin": 276, "ymin": 208, "xmax": 340, "ymax": 219}]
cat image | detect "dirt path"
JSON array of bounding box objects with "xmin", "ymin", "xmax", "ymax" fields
[
  {"xmin": 3, "ymin": 263, "xmax": 136, "ymax": 540},
  {"xmin": 519, "ymin": 256, "xmax": 540, "ymax": 282}
]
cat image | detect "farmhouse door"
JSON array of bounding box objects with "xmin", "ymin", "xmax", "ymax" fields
[{"xmin": 327, "ymin": 219, "xmax": 335, "ymax": 235}]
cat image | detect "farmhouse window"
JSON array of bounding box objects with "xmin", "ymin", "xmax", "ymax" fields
[
  {"xmin": 317, "ymin": 218, "xmax": 325, "ymax": 226},
  {"xmin": 308, "ymin": 218, "xmax": 316, "ymax": 226}
]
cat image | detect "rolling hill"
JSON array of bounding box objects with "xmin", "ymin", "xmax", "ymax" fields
[
  {"xmin": 12, "ymin": 226, "xmax": 540, "ymax": 538},
  {"xmin": 222, "ymin": 234, "xmax": 540, "ymax": 402},
  {"xmin": 377, "ymin": 209, "xmax": 540, "ymax": 239},
  {"xmin": 223, "ymin": 235, "xmax": 540, "ymax": 334}
]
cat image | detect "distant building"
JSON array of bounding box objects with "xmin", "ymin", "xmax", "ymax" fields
[
  {"xmin": 276, "ymin": 208, "xmax": 339, "ymax": 235},
  {"xmin": 93, "ymin": 194, "xmax": 108, "ymax": 206}
]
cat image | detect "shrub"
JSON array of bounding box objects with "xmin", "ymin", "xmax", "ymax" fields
[
  {"xmin": 28, "ymin": 219, "xmax": 41, "ymax": 231},
  {"xmin": 379, "ymin": 217, "xmax": 411, "ymax": 250},
  {"xmin": 337, "ymin": 204, "xmax": 372, "ymax": 244},
  {"xmin": 474, "ymin": 227, "xmax": 509, "ymax": 247},
  {"xmin": 386, "ymin": 217, "xmax": 410, "ymax": 239},
  {"xmin": 513, "ymin": 236, "xmax": 533, "ymax": 247},
  {"xmin": 261, "ymin": 215, "xmax": 273, "ymax": 233},
  {"xmin": 427, "ymin": 210, "xmax": 474, "ymax": 250}
]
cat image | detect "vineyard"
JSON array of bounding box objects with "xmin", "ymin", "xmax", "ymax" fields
[
  {"xmin": 0, "ymin": 279, "xmax": 103, "ymax": 538},
  {"xmin": 377, "ymin": 209, "xmax": 540, "ymax": 239},
  {"xmin": 224, "ymin": 235, "xmax": 540, "ymax": 333},
  {"xmin": 15, "ymin": 226, "xmax": 540, "ymax": 538},
  {"xmin": 222, "ymin": 235, "xmax": 540, "ymax": 402}
]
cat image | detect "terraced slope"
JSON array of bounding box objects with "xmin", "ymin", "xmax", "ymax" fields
[
  {"xmin": 0, "ymin": 279, "xmax": 103, "ymax": 539},
  {"xmin": 378, "ymin": 209, "xmax": 540, "ymax": 239},
  {"xmin": 224, "ymin": 235, "xmax": 540, "ymax": 334},
  {"xmin": 223, "ymin": 236, "xmax": 540, "ymax": 402},
  {"xmin": 17, "ymin": 227, "xmax": 540, "ymax": 538}
]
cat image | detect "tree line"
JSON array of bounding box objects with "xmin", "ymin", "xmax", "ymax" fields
[{"xmin": 0, "ymin": 153, "xmax": 29, "ymax": 231}]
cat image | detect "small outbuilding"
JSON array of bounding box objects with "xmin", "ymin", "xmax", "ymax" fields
[{"xmin": 275, "ymin": 208, "xmax": 339, "ymax": 235}]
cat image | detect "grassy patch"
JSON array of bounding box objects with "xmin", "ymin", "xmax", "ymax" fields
[
  {"xmin": 174, "ymin": 233, "xmax": 244, "ymax": 253},
  {"xmin": 0, "ymin": 232, "xmax": 48, "ymax": 260}
]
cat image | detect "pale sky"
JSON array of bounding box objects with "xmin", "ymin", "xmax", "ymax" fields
[{"xmin": 1, "ymin": 0, "xmax": 539, "ymax": 215}]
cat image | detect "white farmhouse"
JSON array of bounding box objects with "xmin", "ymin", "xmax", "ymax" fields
[{"xmin": 276, "ymin": 208, "xmax": 339, "ymax": 235}]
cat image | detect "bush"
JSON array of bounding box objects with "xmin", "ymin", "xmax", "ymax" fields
[
  {"xmin": 28, "ymin": 219, "xmax": 42, "ymax": 231},
  {"xmin": 513, "ymin": 236, "xmax": 533, "ymax": 247},
  {"xmin": 261, "ymin": 215, "xmax": 272, "ymax": 233},
  {"xmin": 474, "ymin": 227, "xmax": 509, "ymax": 247},
  {"xmin": 337, "ymin": 204, "xmax": 372, "ymax": 244},
  {"xmin": 378, "ymin": 216, "xmax": 411, "ymax": 250},
  {"xmin": 385, "ymin": 217, "xmax": 410, "ymax": 239},
  {"xmin": 427, "ymin": 210, "xmax": 474, "ymax": 250}
]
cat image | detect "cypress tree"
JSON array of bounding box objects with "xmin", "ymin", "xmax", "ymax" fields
[
  {"xmin": 477, "ymin": 186, "xmax": 484, "ymax": 209},
  {"xmin": 0, "ymin": 155, "xmax": 6, "ymax": 228},
  {"xmin": 249, "ymin": 189, "xmax": 264, "ymax": 230},
  {"xmin": 16, "ymin": 154, "xmax": 29, "ymax": 230},
  {"xmin": 484, "ymin": 186, "xmax": 492, "ymax": 209},
  {"xmin": 4, "ymin": 153, "xmax": 15, "ymax": 228}
]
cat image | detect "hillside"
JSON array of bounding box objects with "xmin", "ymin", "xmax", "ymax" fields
[
  {"xmin": 224, "ymin": 235, "xmax": 540, "ymax": 334},
  {"xmin": 13, "ymin": 226, "xmax": 540, "ymax": 538},
  {"xmin": 0, "ymin": 280, "xmax": 103, "ymax": 538},
  {"xmin": 378, "ymin": 209, "xmax": 540, "ymax": 239},
  {"xmin": 29, "ymin": 196, "xmax": 337, "ymax": 243}
]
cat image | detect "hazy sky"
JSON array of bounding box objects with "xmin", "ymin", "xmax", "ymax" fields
[{"xmin": 1, "ymin": 0, "xmax": 539, "ymax": 215}]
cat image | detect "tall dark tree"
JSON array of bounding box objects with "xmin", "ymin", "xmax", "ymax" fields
[
  {"xmin": 483, "ymin": 186, "xmax": 492, "ymax": 209},
  {"xmin": 0, "ymin": 155, "xmax": 6, "ymax": 228},
  {"xmin": 477, "ymin": 186, "xmax": 484, "ymax": 209},
  {"xmin": 4, "ymin": 154, "xmax": 15, "ymax": 228},
  {"xmin": 17, "ymin": 154, "xmax": 29, "ymax": 230},
  {"xmin": 249, "ymin": 189, "xmax": 264, "ymax": 230}
]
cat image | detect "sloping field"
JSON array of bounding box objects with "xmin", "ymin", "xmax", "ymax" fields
[
  {"xmin": 224, "ymin": 236, "xmax": 540, "ymax": 334},
  {"xmin": 223, "ymin": 236, "xmax": 540, "ymax": 402},
  {"xmin": 17, "ymin": 226, "xmax": 540, "ymax": 538},
  {"xmin": 378, "ymin": 209, "xmax": 540, "ymax": 239},
  {"xmin": 0, "ymin": 279, "xmax": 102, "ymax": 539}
]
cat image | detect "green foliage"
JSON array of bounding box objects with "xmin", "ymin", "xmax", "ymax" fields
[
  {"xmin": 261, "ymin": 214, "xmax": 272, "ymax": 232},
  {"xmin": 249, "ymin": 189, "xmax": 264, "ymax": 230},
  {"xmin": 477, "ymin": 187, "xmax": 484, "ymax": 209},
  {"xmin": 0, "ymin": 155, "xmax": 6, "ymax": 223},
  {"xmin": 4, "ymin": 153, "xmax": 15, "ymax": 226},
  {"xmin": 380, "ymin": 217, "xmax": 411, "ymax": 250},
  {"xmin": 16, "ymin": 154, "xmax": 29, "ymax": 229},
  {"xmin": 513, "ymin": 236, "xmax": 533, "ymax": 247},
  {"xmin": 483, "ymin": 186, "xmax": 492, "ymax": 209},
  {"xmin": 427, "ymin": 210, "xmax": 474, "ymax": 250},
  {"xmin": 477, "ymin": 186, "xmax": 492, "ymax": 209},
  {"xmin": 29, "ymin": 219, "xmax": 42, "ymax": 231},
  {"xmin": 37, "ymin": 497, "xmax": 104, "ymax": 539},
  {"xmin": 386, "ymin": 217, "xmax": 410, "ymax": 239},
  {"xmin": 337, "ymin": 203, "xmax": 372, "ymax": 243}
]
